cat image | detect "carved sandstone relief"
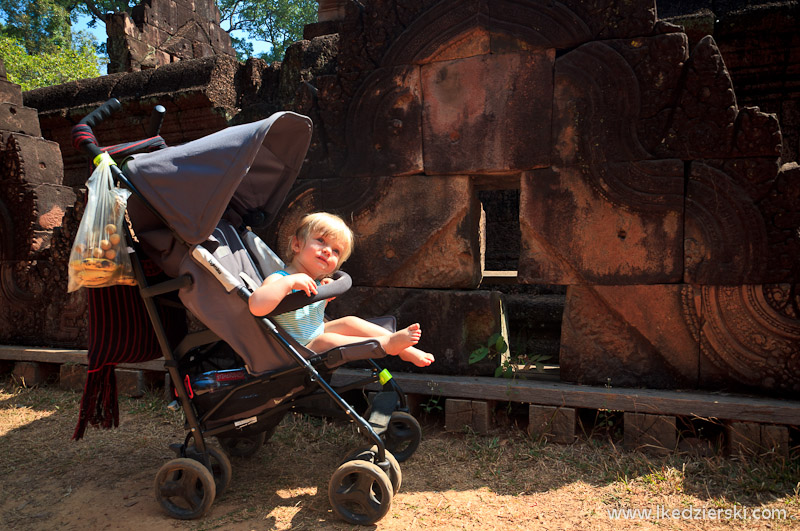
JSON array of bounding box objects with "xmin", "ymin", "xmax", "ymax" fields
[{"xmin": 266, "ymin": 175, "xmax": 482, "ymax": 289}]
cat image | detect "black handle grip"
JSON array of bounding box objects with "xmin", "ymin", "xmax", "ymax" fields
[
  {"xmin": 146, "ymin": 104, "xmax": 166, "ymax": 136},
  {"xmin": 79, "ymin": 98, "xmax": 121, "ymax": 129},
  {"xmin": 268, "ymin": 270, "xmax": 352, "ymax": 316}
]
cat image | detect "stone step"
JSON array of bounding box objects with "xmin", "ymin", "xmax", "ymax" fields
[{"xmin": 0, "ymin": 102, "xmax": 41, "ymax": 136}]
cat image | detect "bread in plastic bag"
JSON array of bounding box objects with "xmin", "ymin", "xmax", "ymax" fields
[{"xmin": 68, "ymin": 155, "xmax": 135, "ymax": 292}]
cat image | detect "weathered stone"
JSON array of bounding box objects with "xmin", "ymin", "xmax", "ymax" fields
[
  {"xmin": 12, "ymin": 361, "xmax": 59, "ymax": 386},
  {"xmin": 559, "ymin": 285, "xmax": 700, "ymax": 389},
  {"xmin": 697, "ymin": 285, "xmax": 800, "ymax": 397},
  {"xmin": 342, "ymin": 65, "xmax": 424, "ymax": 177},
  {"xmin": 519, "ymin": 161, "xmax": 684, "ymax": 285},
  {"xmin": 106, "ymin": 0, "xmax": 233, "ymax": 74},
  {"xmin": 327, "ymin": 287, "xmax": 508, "ymax": 376},
  {"xmin": 0, "ymin": 103, "xmax": 42, "ymax": 137},
  {"xmin": 528, "ymin": 405, "xmax": 576, "ymax": 444},
  {"xmin": 661, "ymin": 36, "xmax": 739, "ymax": 158},
  {"xmin": 421, "ymin": 50, "xmax": 554, "ymax": 174},
  {"xmin": 0, "ymin": 79, "xmax": 22, "ymax": 106},
  {"xmin": 268, "ymin": 175, "xmax": 482, "ymax": 288},
  {"xmin": 714, "ymin": 2, "xmax": 800, "ymax": 163},
  {"xmin": 623, "ymin": 412, "xmax": 676, "ymax": 455},
  {"xmin": 725, "ymin": 420, "xmax": 790, "ymax": 457},
  {"xmin": 1, "ymin": 133, "xmax": 63, "ymax": 186},
  {"xmin": 59, "ymin": 363, "xmax": 86, "ymax": 391},
  {"xmin": 445, "ymin": 399, "xmax": 491, "ymax": 433},
  {"xmin": 553, "ymin": 41, "xmax": 652, "ymax": 165},
  {"xmin": 684, "ymin": 161, "xmax": 769, "ymax": 284}
]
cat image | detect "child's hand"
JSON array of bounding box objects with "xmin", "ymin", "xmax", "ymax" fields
[
  {"xmin": 320, "ymin": 277, "xmax": 336, "ymax": 302},
  {"xmin": 289, "ymin": 273, "xmax": 318, "ymax": 297}
]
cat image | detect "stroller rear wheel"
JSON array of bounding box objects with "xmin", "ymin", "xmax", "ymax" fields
[
  {"xmin": 185, "ymin": 444, "xmax": 233, "ymax": 497},
  {"xmin": 341, "ymin": 445, "xmax": 402, "ymax": 494},
  {"xmin": 328, "ymin": 460, "xmax": 393, "ymax": 525},
  {"xmin": 154, "ymin": 458, "xmax": 216, "ymax": 520},
  {"xmin": 382, "ymin": 411, "xmax": 422, "ymax": 462}
]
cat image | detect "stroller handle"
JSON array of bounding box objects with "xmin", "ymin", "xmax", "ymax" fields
[
  {"xmin": 71, "ymin": 98, "xmax": 122, "ymax": 159},
  {"xmin": 268, "ymin": 270, "xmax": 352, "ymax": 317}
]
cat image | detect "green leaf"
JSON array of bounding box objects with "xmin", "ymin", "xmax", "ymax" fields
[
  {"xmin": 487, "ymin": 332, "xmax": 501, "ymax": 346},
  {"xmin": 495, "ymin": 335, "xmax": 508, "ymax": 354},
  {"xmin": 494, "ymin": 365, "xmax": 504, "ymax": 378},
  {"xmin": 468, "ymin": 346, "xmax": 490, "ymax": 364}
]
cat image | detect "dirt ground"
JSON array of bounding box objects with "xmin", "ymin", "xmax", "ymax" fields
[{"xmin": 1, "ymin": 379, "xmax": 798, "ymax": 530}]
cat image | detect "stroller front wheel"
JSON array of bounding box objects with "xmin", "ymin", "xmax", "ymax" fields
[
  {"xmin": 328, "ymin": 460, "xmax": 393, "ymax": 525},
  {"xmin": 154, "ymin": 457, "xmax": 216, "ymax": 520}
]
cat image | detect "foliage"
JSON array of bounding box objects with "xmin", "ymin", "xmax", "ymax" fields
[
  {"xmin": 468, "ymin": 333, "xmax": 551, "ymax": 379},
  {"xmin": 0, "ymin": 0, "xmax": 74, "ymax": 55},
  {"xmin": 217, "ymin": 0, "xmax": 317, "ymax": 62},
  {"xmin": 0, "ymin": 33, "xmax": 103, "ymax": 91}
]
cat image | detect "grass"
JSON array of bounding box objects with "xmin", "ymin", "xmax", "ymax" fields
[{"xmin": 1, "ymin": 376, "xmax": 799, "ymax": 530}]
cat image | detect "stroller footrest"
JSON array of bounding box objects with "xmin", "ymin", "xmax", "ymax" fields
[
  {"xmin": 367, "ymin": 391, "xmax": 398, "ymax": 434},
  {"xmin": 324, "ymin": 340, "xmax": 386, "ymax": 369}
]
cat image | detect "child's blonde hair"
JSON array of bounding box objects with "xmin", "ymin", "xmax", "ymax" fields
[{"xmin": 289, "ymin": 212, "xmax": 354, "ymax": 265}]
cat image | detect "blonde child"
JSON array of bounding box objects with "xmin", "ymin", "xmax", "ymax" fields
[{"xmin": 248, "ymin": 212, "xmax": 435, "ymax": 367}]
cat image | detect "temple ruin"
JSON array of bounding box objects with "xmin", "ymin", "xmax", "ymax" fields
[{"xmin": 2, "ymin": 0, "xmax": 799, "ymax": 446}]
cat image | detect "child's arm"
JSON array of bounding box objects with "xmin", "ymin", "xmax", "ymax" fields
[{"xmin": 248, "ymin": 272, "xmax": 318, "ymax": 317}]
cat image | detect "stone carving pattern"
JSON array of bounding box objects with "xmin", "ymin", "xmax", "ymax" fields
[{"xmin": 699, "ymin": 284, "xmax": 800, "ymax": 395}]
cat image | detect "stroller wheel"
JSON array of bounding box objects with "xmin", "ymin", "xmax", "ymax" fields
[
  {"xmin": 341, "ymin": 445, "xmax": 402, "ymax": 494},
  {"xmin": 382, "ymin": 411, "xmax": 422, "ymax": 462},
  {"xmin": 328, "ymin": 460, "xmax": 393, "ymax": 525},
  {"xmin": 154, "ymin": 457, "xmax": 216, "ymax": 520},
  {"xmin": 217, "ymin": 430, "xmax": 267, "ymax": 458},
  {"xmin": 186, "ymin": 444, "xmax": 233, "ymax": 497}
]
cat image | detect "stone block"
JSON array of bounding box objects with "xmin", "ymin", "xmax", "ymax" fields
[
  {"xmin": 59, "ymin": 363, "xmax": 87, "ymax": 391},
  {"xmin": 697, "ymin": 285, "xmax": 800, "ymax": 399},
  {"xmin": 12, "ymin": 361, "xmax": 59, "ymax": 387},
  {"xmin": 660, "ymin": 36, "xmax": 738, "ymax": 159},
  {"xmin": 116, "ymin": 368, "xmax": 146, "ymax": 398},
  {"xmin": 342, "ymin": 65, "xmax": 424, "ymax": 177},
  {"xmin": 3, "ymin": 133, "xmax": 64, "ymax": 186},
  {"xmin": 685, "ymin": 162, "xmax": 769, "ymax": 284},
  {"xmin": 519, "ymin": 161, "xmax": 684, "ymax": 285},
  {"xmin": 552, "ymin": 35, "xmax": 687, "ymax": 165},
  {"xmin": 760, "ymin": 424, "xmax": 790, "ymax": 458},
  {"xmin": 0, "ymin": 103, "xmax": 42, "ymax": 137},
  {"xmin": 420, "ymin": 50, "xmax": 554, "ymax": 174},
  {"xmin": 327, "ymin": 287, "xmax": 508, "ymax": 376},
  {"xmin": 268, "ymin": 175, "xmax": 482, "ymax": 289},
  {"xmin": 725, "ymin": 421, "xmax": 789, "ymax": 457},
  {"xmin": 528, "ymin": 405, "xmax": 576, "ymax": 444},
  {"xmin": 559, "ymin": 285, "xmax": 700, "ymax": 389},
  {"xmin": 445, "ymin": 399, "xmax": 491, "ymax": 434},
  {"xmin": 0, "ymin": 79, "xmax": 22, "ymax": 106},
  {"xmin": 623, "ymin": 413, "xmax": 677, "ymax": 455}
]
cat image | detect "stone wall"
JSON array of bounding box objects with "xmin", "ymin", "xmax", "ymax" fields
[
  {"xmin": 106, "ymin": 0, "xmax": 235, "ymax": 73},
  {"xmin": 12, "ymin": 0, "xmax": 800, "ymax": 397}
]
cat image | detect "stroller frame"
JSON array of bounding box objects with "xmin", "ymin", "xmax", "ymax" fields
[{"xmin": 73, "ymin": 99, "xmax": 420, "ymax": 525}]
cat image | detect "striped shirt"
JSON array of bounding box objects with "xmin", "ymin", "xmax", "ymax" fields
[{"xmin": 270, "ymin": 270, "xmax": 326, "ymax": 346}]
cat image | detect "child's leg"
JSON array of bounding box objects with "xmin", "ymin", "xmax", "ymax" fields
[
  {"xmin": 306, "ymin": 329, "xmax": 417, "ymax": 358},
  {"xmin": 323, "ymin": 316, "xmax": 434, "ymax": 367}
]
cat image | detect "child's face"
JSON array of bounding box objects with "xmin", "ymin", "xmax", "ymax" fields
[{"xmin": 291, "ymin": 231, "xmax": 346, "ymax": 279}]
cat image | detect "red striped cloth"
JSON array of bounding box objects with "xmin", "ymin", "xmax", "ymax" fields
[{"xmin": 73, "ymin": 265, "xmax": 186, "ymax": 440}]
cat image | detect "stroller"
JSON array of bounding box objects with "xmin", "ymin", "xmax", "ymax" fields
[{"xmin": 71, "ymin": 99, "xmax": 422, "ymax": 525}]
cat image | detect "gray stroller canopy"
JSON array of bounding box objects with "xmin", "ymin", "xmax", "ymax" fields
[{"xmin": 124, "ymin": 112, "xmax": 312, "ymax": 244}]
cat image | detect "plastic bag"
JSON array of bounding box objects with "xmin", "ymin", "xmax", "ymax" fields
[{"xmin": 68, "ymin": 154, "xmax": 135, "ymax": 292}]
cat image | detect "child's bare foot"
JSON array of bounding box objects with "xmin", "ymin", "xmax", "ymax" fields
[
  {"xmin": 399, "ymin": 346, "xmax": 435, "ymax": 367},
  {"xmin": 379, "ymin": 323, "xmax": 421, "ymax": 356}
]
